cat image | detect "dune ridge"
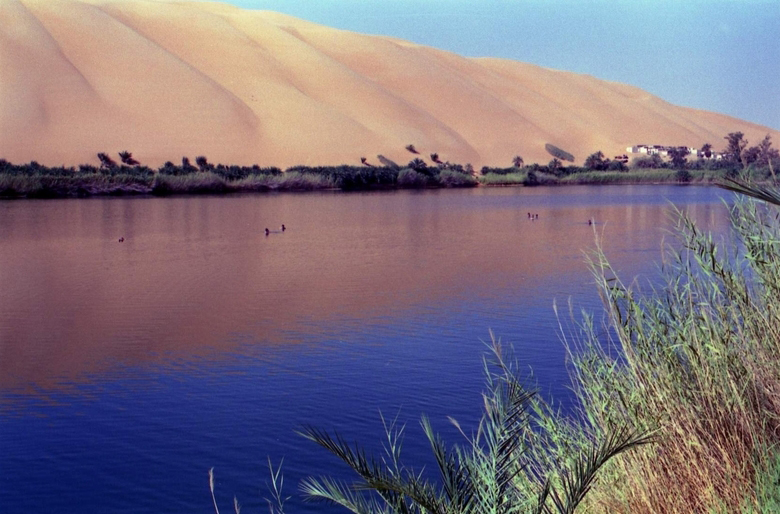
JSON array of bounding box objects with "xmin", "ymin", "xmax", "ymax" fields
[{"xmin": 2, "ymin": 0, "xmax": 778, "ymax": 169}]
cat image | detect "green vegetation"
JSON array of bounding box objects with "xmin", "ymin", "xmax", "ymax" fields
[
  {"xmin": 566, "ymin": 187, "xmax": 780, "ymax": 512},
  {"xmin": 3, "ymin": 132, "xmax": 778, "ymax": 198},
  {"xmin": 0, "ymin": 156, "xmax": 478, "ymax": 199},
  {"xmin": 480, "ymin": 168, "xmax": 721, "ymax": 186}
]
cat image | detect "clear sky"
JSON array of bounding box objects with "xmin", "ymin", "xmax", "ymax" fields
[{"xmin": 224, "ymin": 0, "xmax": 779, "ymax": 131}]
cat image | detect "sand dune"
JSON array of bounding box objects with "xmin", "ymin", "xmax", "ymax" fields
[{"xmin": 1, "ymin": 0, "xmax": 778, "ymax": 169}]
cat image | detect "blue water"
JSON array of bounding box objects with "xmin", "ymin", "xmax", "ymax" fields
[{"xmin": 0, "ymin": 186, "xmax": 732, "ymax": 513}]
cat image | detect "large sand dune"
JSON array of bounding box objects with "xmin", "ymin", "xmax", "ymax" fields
[{"xmin": 2, "ymin": 0, "xmax": 778, "ymax": 169}]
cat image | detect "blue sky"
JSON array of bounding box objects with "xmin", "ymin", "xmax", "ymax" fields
[{"xmin": 226, "ymin": 0, "xmax": 779, "ymax": 130}]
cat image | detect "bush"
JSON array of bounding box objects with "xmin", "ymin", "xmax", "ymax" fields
[
  {"xmin": 675, "ymin": 168, "xmax": 692, "ymax": 183},
  {"xmin": 630, "ymin": 155, "xmax": 665, "ymax": 169},
  {"xmin": 607, "ymin": 160, "xmax": 627, "ymax": 172},
  {"xmin": 436, "ymin": 169, "xmax": 477, "ymax": 187},
  {"xmin": 480, "ymin": 166, "xmax": 517, "ymax": 176},
  {"xmin": 524, "ymin": 170, "xmax": 539, "ymax": 186},
  {"xmin": 396, "ymin": 168, "xmax": 429, "ymax": 188}
]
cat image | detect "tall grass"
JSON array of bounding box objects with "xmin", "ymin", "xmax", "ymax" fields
[
  {"xmin": 152, "ymin": 172, "xmax": 227, "ymax": 194},
  {"xmin": 0, "ymin": 172, "xmax": 151, "ymax": 197},
  {"xmin": 480, "ymin": 172, "xmax": 529, "ymax": 185},
  {"xmin": 559, "ymin": 196, "xmax": 780, "ymax": 512},
  {"xmin": 559, "ymin": 169, "xmax": 722, "ymax": 184}
]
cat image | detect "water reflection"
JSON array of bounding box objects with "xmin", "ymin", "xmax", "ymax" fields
[{"xmin": 0, "ymin": 186, "xmax": 731, "ymax": 393}]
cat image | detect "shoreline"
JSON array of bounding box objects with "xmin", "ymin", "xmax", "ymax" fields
[{"xmin": 0, "ymin": 166, "xmax": 734, "ymax": 200}]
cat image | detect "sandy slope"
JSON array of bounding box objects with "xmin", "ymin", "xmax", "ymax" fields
[{"xmin": 1, "ymin": 0, "xmax": 778, "ymax": 168}]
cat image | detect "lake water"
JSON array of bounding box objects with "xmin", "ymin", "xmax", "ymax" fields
[{"xmin": 0, "ymin": 185, "xmax": 732, "ymax": 513}]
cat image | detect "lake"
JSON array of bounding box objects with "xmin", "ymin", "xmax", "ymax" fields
[{"xmin": 0, "ymin": 185, "xmax": 732, "ymax": 513}]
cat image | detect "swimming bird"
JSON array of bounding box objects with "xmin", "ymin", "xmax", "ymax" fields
[
  {"xmin": 265, "ymin": 228, "xmax": 270, "ymax": 236},
  {"xmin": 281, "ymin": 224, "xmax": 286, "ymax": 232},
  {"xmin": 118, "ymin": 237, "xmax": 124, "ymax": 242}
]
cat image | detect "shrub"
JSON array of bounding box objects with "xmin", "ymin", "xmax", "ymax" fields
[
  {"xmin": 524, "ymin": 170, "xmax": 539, "ymax": 186},
  {"xmin": 436, "ymin": 169, "xmax": 478, "ymax": 187},
  {"xmin": 396, "ymin": 168, "xmax": 429, "ymax": 188},
  {"xmin": 481, "ymin": 166, "xmax": 519, "ymax": 176},
  {"xmin": 630, "ymin": 155, "xmax": 665, "ymax": 169},
  {"xmin": 675, "ymin": 168, "xmax": 692, "ymax": 182},
  {"xmin": 607, "ymin": 160, "xmax": 627, "ymax": 172}
]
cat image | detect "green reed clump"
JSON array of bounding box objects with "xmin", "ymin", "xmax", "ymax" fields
[
  {"xmin": 273, "ymin": 172, "xmax": 337, "ymax": 191},
  {"xmin": 0, "ymin": 172, "xmax": 152, "ymax": 197},
  {"xmin": 559, "ymin": 195, "xmax": 780, "ymax": 513},
  {"xmin": 479, "ymin": 172, "xmax": 529, "ymax": 185},
  {"xmin": 397, "ymin": 168, "xmax": 431, "ymax": 188},
  {"xmin": 152, "ymin": 172, "xmax": 228, "ymax": 195},
  {"xmin": 559, "ymin": 170, "xmax": 676, "ymax": 184},
  {"xmin": 436, "ymin": 169, "xmax": 478, "ymax": 187},
  {"xmin": 285, "ymin": 165, "xmax": 398, "ymax": 190}
]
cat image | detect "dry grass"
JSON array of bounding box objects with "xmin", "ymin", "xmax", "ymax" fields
[{"xmin": 561, "ymin": 198, "xmax": 780, "ymax": 513}]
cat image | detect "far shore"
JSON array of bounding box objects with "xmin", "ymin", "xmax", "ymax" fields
[{"xmin": 0, "ymin": 160, "xmax": 752, "ymax": 200}]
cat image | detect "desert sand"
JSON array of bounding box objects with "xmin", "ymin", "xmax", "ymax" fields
[{"xmin": 1, "ymin": 0, "xmax": 778, "ymax": 169}]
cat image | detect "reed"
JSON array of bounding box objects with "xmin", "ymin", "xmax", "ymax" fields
[
  {"xmin": 436, "ymin": 169, "xmax": 478, "ymax": 187},
  {"xmin": 558, "ymin": 194, "xmax": 780, "ymax": 513},
  {"xmin": 0, "ymin": 172, "xmax": 152, "ymax": 197},
  {"xmin": 152, "ymin": 172, "xmax": 227, "ymax": 195},
  {"xmin": 273, "ymin": 171, "xmax": 337, "ymax": 191},
  {"xmin": 479, "ymin": 172, "xmax": 529, "ymax": 185}
]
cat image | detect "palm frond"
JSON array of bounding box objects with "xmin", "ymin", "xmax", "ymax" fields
[
  {"xmin": 548, "ymin": 426, "xmax": 656, "ymax": 514},
  {"xmin": 718, "ymin": 177, "xmax": 780, "ymax": 206},
  {"xmin": 421, "ymin": 416, "xmax": 474, "ymax": 511},
  {"xmin": 300, "ymin": 475, "xmax": 388, "ymax": 514}
]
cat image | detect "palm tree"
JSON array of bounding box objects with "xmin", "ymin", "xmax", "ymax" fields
[
  {"xmin": 300, "ymin": 340, "xmax": 653, "ymax": 514},
  {"xmin": 512, "ymin": 156, "xmax": 525, "ymax": 168},
  {"xmin": 118, "ymin": 151, "xmax": 140, "ymax": 166},
  {"xmin": 408, "ymin": 158, "xmax": 427, "ymax": 172},
  {"xmin": 195, "ymin": 156, "xmax": 212, "ymax": 172},
  {"xmin": 182, "ymin": 157, "xmax": 197, "ymax": 172},
  {"xmin": 97, "ymin": 152, "xmax": 117, "ymax": 169}
]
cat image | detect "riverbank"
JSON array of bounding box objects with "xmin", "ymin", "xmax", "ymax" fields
[
  {"xmin": 0, "ymin": 163, "xmax": 482, "ymax": 199},
  {"xmin": 0, "ymin": 160, "xmax": 738, "ymax": 199}
]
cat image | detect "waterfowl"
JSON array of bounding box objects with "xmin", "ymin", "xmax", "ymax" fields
[
  {"xmin": 265, "ymin": 228, "xmax": 270, "ymax": 236},
  {"xmin": 118, "ymin": 237, "xmax": 124, "ymax": 242},
  {"xmin": 281, "ymin": 224, "xmax": 286, "ymax": 231}
]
